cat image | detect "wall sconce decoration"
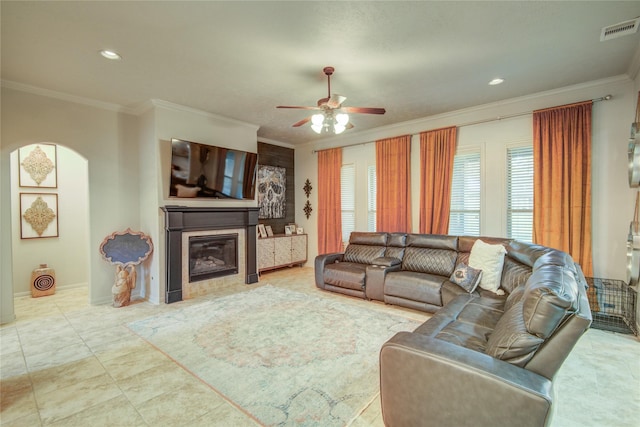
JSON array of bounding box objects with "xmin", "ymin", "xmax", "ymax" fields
[
  {"xmin": 303, "ymin": 179, "xmax": 312, "ymax": 198},
  {"xmin": 303, "ymin": 200, "xmax": 312, "ymax": 219}
]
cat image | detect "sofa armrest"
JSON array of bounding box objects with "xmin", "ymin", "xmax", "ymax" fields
[
  {"xmin": 365, "ymin": 264, "xmax": 402, "ymax": 301},
  {"xmin": 380, "ymin": 332, "xmax": 554, "ymax": 427},
  {"xmin": 314, "ymin": 253, "xmax": 344, "ymax": 289}
]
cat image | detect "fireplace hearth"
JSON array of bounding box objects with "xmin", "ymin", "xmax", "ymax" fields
[{"xmin": 189, "ymin": 234, "xmax": 238, "ymax": 282}]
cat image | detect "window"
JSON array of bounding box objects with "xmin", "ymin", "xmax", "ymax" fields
[
  {"xmin": 507, "ymin": 146, "xmax": 534, "ymax": 241},
  {"xmin": 367, "ymin": 165, "xmax": 376, "ymax": 231},
  {"xmin": 448, "ymin": 152, "xmax": 481, "ymax": 235},
  {"xmin": 341, "ymin": 164, "xmax": 356, "ymax": 245}
]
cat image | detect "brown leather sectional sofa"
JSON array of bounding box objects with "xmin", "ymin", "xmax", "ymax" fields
[{"xmin": 314, "ymin": 232, "xmax": 592, "ymax": 427}]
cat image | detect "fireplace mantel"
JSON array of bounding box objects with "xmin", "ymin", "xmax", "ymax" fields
[{"xmin": 161, "ymin": 206, "xmax": 259, "ymax": 303}]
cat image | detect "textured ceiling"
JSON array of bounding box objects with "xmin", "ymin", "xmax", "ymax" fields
[{"xmin": 2, "ymin": 1, "xmax": 640, "ymax": 145}]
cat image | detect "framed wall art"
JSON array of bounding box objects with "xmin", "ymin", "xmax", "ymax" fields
[
  {"xmin": 20, "ymin": 193, "xmax": 59, "ymax": 239},
  {"xmin": 19, "ymin": 143, "xmax": 58, "ymax": 188},
  {"xmin": 258, "ymin": 165, "xmax": 286, "ymax": 219}
]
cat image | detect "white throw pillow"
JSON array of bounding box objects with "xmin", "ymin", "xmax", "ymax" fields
[{"xmin": 468, "ymin": 239, "xmax": 507, "ymax": 295}]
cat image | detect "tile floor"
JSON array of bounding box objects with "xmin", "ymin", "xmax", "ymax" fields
[{"xmin": 1, "ymin": 267, "xmax": 638, "ymax": 426}]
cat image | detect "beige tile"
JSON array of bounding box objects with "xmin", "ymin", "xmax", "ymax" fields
[
  {"xmin": 116, "ymin": 360, "xmax": 197, "ymax": 406},
  {"xmin": 0, "ymin": 374, "xmax": 39, "ymax": 425},
  {"xmin": 0, "ymin": 327, "xmax": 21, "ymax": 356},
  {"xmin": 0, "ymin": 351, "xmax": 27, "ymax": 380},
  {"xmin": 24, "ymin": 342, "xmax": 93, "ymax": 372},
  {"xmin": 99, "ymin": 343, "xmax": 171, "ymax": 381},
  {"xmin": 135, "ymin": 382, "xmax": 226, "ymax": 427},
  {"xmin": 30, "ymin": 356, "xmax": 106, "ymax": 397},
  {"xmin": 36, "ymin": 373, "xmax": 123, "ymax": 425},
  {"xmin": 47, "ymin": 395, "xmax": 146, "ymax": 427},
  {"xmin": 0, "ymin": 412, "xmax": 42, "ymax": 427}
]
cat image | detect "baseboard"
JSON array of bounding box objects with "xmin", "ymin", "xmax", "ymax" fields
[{"xmin": 14, "ymin": 282, "xmax": 88, "ymax": 298}]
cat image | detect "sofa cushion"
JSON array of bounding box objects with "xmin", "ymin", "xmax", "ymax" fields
[
  {"xmin": 343, "ymin": 244, "xmax": 386, "ymax": 265},
  {"xmin": 323, "ymin": 262, "xmax": 367, "ymax": 291},
  {"xmin": 349, "ymin": 231, "xmax": 388, "ymax": 245},
  {"xmin": 501, "ymin": 257, "xmax": 533, "ymax": 294},
  {"xmin": 449, "ymin": 263, "xmax": 483, "ymax": 293},
  {"xmin": 402, "ymin": 247, "xmax": 457, "ymax": 276},
  {"xmin": 469, "ymin": 239, "xmax": 507, "ymax": 295},
  {"xmin": 485, "ymin": 300, "xmax": 545, "ymax": 366},
  {"xmin": 385, "ymin": 271, "xmax": 446, "ymax": 306},
  {"xmin": 522, "ymin": 265, "xmax": 578, "ymax": 338}
]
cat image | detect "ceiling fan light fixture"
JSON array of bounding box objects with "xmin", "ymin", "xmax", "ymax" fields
[
  {"xmin": 334, "ymin": 124, "xmax": 346, "ymax": 134},
  {"xmin": 311, "ymin": 113, "xmax": 325, "ymax": 125},
  {"xmin": 336, "ymin": 113, "xmax": 349, "ymax": 126}
]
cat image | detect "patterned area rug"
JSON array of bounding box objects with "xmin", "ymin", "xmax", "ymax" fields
[{"xmin": 128, "ymin": 285, "xmax": 420, "ymax": 426}]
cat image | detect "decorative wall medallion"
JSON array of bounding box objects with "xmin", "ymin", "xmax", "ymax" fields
[
  {"xmin": 20, "ymin": 193, "xmax": 58, "ymax": 238},
  {"xmin": 19, "ymin": 144, "xmax": 57, "ymax": 188},
  {"xmin": 303, "ymin": 179, "xmax": 312, "ymax": 198},
  {"xmin": 303, "ymin": 200, "xmax": 313, "ymax": 219}
]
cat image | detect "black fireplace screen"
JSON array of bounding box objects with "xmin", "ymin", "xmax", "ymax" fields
[{"xmin": 189, "ymin": 234, "xmax": 238, "ymax": 282}]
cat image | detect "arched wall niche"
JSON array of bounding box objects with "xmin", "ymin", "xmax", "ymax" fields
[{"xmin": 9, "ymin": 143, "xmax": 90, "ymax": 297}]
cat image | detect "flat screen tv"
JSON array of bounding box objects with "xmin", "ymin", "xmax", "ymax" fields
[{"xmin": 169, "ymin": 138, "xmax": 258, "ymax": 200}]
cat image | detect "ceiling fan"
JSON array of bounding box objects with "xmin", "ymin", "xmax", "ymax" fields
[{"xmin": 277, "ymin": 66, "xmax": 386, "ymax": 134}]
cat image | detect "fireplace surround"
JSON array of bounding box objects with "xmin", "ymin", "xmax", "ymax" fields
[{"xmin": 161, "ymin": 206, "xmax": 259, "ymax": 303}]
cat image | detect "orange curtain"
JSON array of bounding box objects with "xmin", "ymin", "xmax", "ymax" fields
[
  {"xmin": 533, "ymin": 101, "xmax": 593, "ymax": 276},
  {"xmin": 317, "ymin": 148, "xmax": 343, "ymax": 254},
  {"xmin": 419, "ymin": 126, "xmax": 457, "ymax": 234},
  {"xmin": 376, "ymin": 135, "xmax": 412, "ymax": 233}
]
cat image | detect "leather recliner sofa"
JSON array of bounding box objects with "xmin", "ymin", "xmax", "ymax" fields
[{"xmin": 315, "ymin": 232, "xmax": 592, "ymax": 427}]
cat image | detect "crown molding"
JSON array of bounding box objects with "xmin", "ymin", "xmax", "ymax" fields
[
  {"xmin": 257, "ymin": 137, "xmax": 295, "ymax": 149},
  {"xmin": 1, "ymin": 80, "xmax": 137, "ymax": 114},
  {"xmin": 148, "ymin": 99, "xmax": 259, "ymax": 131}
]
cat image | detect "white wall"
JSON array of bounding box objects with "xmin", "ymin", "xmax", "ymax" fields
[
  {"xmin": 297, "ymin": 76, "xmax": 636, "ymax": 283},
  {"xmin": 1, "ymin": 87, "xmax": 141, "ymax": 318},
  {"xmin": 10, "ymin": 144, "xmax": 89, "ymax": 295},
  {"xmin": 138, "ymin": 100, "xmax": 259, "ymax": 304}
]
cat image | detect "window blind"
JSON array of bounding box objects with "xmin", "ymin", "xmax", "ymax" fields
[
  {"xmin": 341, "ymin": 164, "xmax": 356, "ymax": 244},
  {"xmin": 448, "ymin": 152, "xmax": 481, "ymax": 236},
  {"xmin": 507, "ymin": 146, "xmax": 534, "ymax": 242},
  {"xmin": 367, "ymin": 165, "xmax": 376, "ymax": 232}
]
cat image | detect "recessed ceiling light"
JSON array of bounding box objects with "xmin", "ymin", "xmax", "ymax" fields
[
  {"xmin": 489, "ymin": 78, "xmax": 504, "ymax": 86},
  {"xmin": 99, "ymin": 50, "xmax": 122, "ymax": 60}
]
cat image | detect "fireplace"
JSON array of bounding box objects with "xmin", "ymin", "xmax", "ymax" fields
[
  {"xmin": 161, "ymin": 206, "xmax": 259, "ymax": 303},
  {"xmin": 189, "ymin": 234, "xmax": 238, "ymax": 282}
]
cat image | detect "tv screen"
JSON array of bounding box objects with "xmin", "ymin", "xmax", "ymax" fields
[{"xmin": 169, "ymin": 138, "xmax": 258, "ymax": 200}]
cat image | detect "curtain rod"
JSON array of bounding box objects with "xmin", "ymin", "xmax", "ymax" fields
[{"xmin": 312, "ymin": 94, "xmax": 612, "ymax": 154}]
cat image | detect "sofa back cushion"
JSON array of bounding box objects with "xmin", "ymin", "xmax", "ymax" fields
[
  {"xmin": 500, "ymin": 257, "xmax": 532, "ymax": 294},
  {"xmin": 402, "ymin": 247, "xmax": 457, "ymax": 276},
  {"xmin": 343, "ymin": 232, "xmax": 388, "ymax": 264},
  {"xmin": 486, "ymin": 264, "xmax": 579, "ymax": 365},
  {"xmin": 343, "ymin": 244, "xmax": 386, "ymax": 265},
  {"xmin": 485, "ymin": 301, "xmax": 544, "ymax": 366},
  {"xmin": 385, "ymin": 233, "xmax": 407, "ymax": 259},
  {"xmin": 522, "ymin": 265, "xmax": 578, "ymax": 338}
]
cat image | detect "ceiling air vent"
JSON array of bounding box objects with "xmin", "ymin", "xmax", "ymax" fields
[{"xmin": 601, "ymin": 17, "xmax": 640, "ymax": 41}]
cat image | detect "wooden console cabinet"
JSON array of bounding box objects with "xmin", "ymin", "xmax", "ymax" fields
[{"xmin": 258, "ymin": 234, "xmax": 307, "ymax": 272}]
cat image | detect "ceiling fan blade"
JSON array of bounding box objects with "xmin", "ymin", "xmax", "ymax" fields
[
  {"xmin": 327, "ymin": 94, "xmax": 346, "ymax": 109},
  {"xmin": 341, "ymin": 106, "xmax": 386, "ymax": 115},
  {"xmin": 346, "ymin": 122, "xmax": 354, "ymax": 129},
  {"xmin": 277, "ymin": 105, "xmax": 321, "ymax": 110},
  {"xmin": 292, "ymin": 116, "xmax": 312, "ymax": 127}
]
